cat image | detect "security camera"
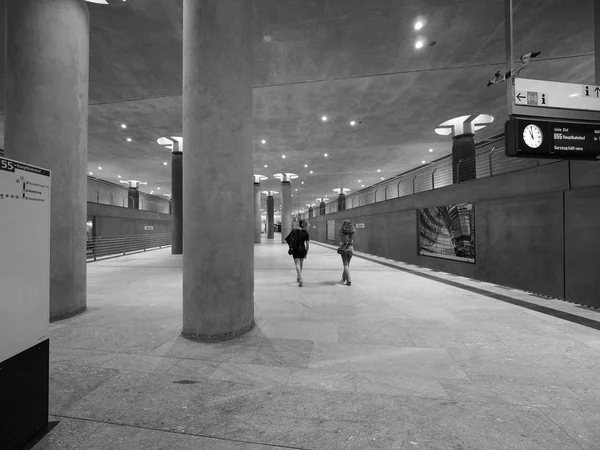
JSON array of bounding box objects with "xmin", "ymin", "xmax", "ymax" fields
[
  {"xmin": 486, "ymin": 70, "xmax": 505, "ymax": 87},
  {"xmin": 519, "ymin": 51, "xmax": 541, "ymax": 64}
]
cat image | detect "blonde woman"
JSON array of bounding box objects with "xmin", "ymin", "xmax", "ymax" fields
[{"xmin": 337, "ymin": 220, "xmax": 355, "ymax": 286}]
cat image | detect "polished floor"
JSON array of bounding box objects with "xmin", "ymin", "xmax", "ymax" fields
[{"xmin": 35, "ymin": 235, "xmax": 600, "ymax": 449}]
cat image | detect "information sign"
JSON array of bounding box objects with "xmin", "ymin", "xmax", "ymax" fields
[
  {"xmin": 505, "ymin": 116, "xmax": 600, "ymax": 160},
  {"xmin": 514, "ymin": 78, "xmax": 600, "ymax": 112},
  {"xmin": 0, "ymin": 157, "xmax": 51, "ymax": 364},
  {"xmin": 355, "ymin": 223, "xmax": 365, "ymax": 228}
]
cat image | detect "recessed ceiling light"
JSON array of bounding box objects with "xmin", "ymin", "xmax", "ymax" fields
[
  {"xmin": 282, "ymin": 155, "xmax": 286, "ymax": 159},
  {"xmin": 422, "ymin": 160, "xmax": 426, "ymax": 164},
  {"xmin": 429, "ymin": 148, "xmax": 433, "ymax": 152},
  {"xmin": 295, "ymin": 189, "xmax": 298, "ymax": 191},
  {"xmin": 415, "ymin": 40, "xmax": 424, "ymax": 49},
  {"xmin": 361, "ymin": 184, "xmax": 364, "ymax": 187},
  {"xmin": 264, "ymin": 164, "xmax": 268, "ymax": 168},
  {"xmin": 304, "ymin": 164, "xmax": 308, "ymax": 168},
  {"xmin": 310, "ymin": 170, "xmax": 313, "ymax": 174},
  {"xmin": 89, "ymin": 172, "xmax": 93, "ymax": 175},
  {"xmin": 126, "ymin": 138, "xmax": 132, "ymax": 142},
  {"xmin": 118, "ymin": 175, "xmax": 121, "ymax": 178},
  {"xmin": 324, "ymin": 153, "xmax": 328, "ymax": 157},
  {"xmin": 377, "ymin": 169, "xmax": 381, "ymax": 172},
  {"xmin": 414, "ymin": 20, "xmax": 424, "ymax": 31},
  {"xmin": 98, "ymin": 166, "xmax": 102, "ymax": 170},
  {"xmin": 163, "ymin": 162, "xmax": 168, "ymax": 165},
  {"xmin": 350, "ymin": 121, "xmax": 356, "ymax": 126},
  {"xmin": 358, "ymin": 180, "xmax": 361, "ymax": 182},
  {"xmin": 301, "ymin": 182, "xmax": 304, "ymax": 184},
  {"xmin": 321, "ymin": 116, "xmax": 328, "ymax": 122},
  {"xmin": 151, "ymin": 191, "xmax": 154, "ymax": 194},
  {"xmin": 261, "ymin": 139, "xmax": 267, "ymax": 144},
  {"xmin": 381, "ymin": 177, "xmax": 384, "ymax": 180},
  {"xmin": 291, "ymin": 194, "xmax": 293, "ymax": 197},
  {"xmin": 157, "ymin": 187, "xmax": 161, "ymax": 190},
  {"xmin": 121, "ymin": 124, "xmax": 127, "ymax": 129}
]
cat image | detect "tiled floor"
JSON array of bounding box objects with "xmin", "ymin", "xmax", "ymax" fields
[{"xmin": 35, "ymin": 235, "xmax": 600, "ymax": 449}]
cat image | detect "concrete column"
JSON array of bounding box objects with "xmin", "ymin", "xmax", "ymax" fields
[
  {"xmin": 266, "ymin": 194, "xmax": 275, "ymax": 239},
  {"xmin": 5, "ymin": 0, "xmax": 89, "ymax": 320},
  {"xmin": 452, "ymin": 133, "xmax": 476, "ymax": 183},
  {"xmin": 128, "ymin": 187, "xmax": 140, "ymax": 209},
  {"xmin": 280, "ymin": 181, "xmax": 291, "ymax": 243},
  {"xmin": 254, "ymin": 183, "xmax": 261, "ymax": 243},
  {"xmin": 338, "ymin": 193, "xmax": 346, "ymax": 211},
  {"xmin": 308, "ymin": 207, "xmax": 314, "ymax": 218},
  {"xmin": 596, "ymin": 0, "xmax": 600, "ymax": 84},
  {"xmin": 171, "ymin": 150, "xmax": 183, "ymax": 254},
  {"xmin": 182, "ymin": 0, "xmax": 254, "ymax": 341},
  {"xmin": 320, "ymin": 201, "xmax": 326, "ymax": 215}
]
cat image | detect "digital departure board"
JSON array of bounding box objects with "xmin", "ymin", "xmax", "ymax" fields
[{"xmin": 505, "ymin": 116, "xmax": 600, "ymax": 160}]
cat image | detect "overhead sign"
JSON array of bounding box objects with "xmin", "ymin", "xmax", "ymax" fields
[
  {"xmin": 514, "ymin": 78, "xmax": 600, "ymax": 112},
  {"xmin": 355, "ymin": 223, "xmax": 365, "ymax": 228},
  {"xmin": 505, "ymin": 116, "xmax": 600, "ymax": 160},
  {"xmin": 0, "ymin": 157, "xmax": 51, "ymax": 364},
  {"xmin": 144, "ymin": 225, "xmax": 154, "ymax": 231}
]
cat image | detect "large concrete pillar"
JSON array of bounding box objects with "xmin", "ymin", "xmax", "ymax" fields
[
  {"xmin": 452, "ymin": 134, "xmax": 476, "ymax": 183},
  {"xmin": 253, "ymin": 175, "xmax": 267, "ymax": 243},
  {"xmin": 319, "ymin": 201, "xmax": 326, "ymax": 215},
  {"xmin": 128, "ymin": 187, "xmax": 140, "ymax": 209},
  {"xmin": 308, "ymin": 206, "xmax": 314, "ymax": 218},
  {"xmin": 182, "ymin": 0, "xmax": 254, "ymax": 341},
  {"xmin": 333, "ymin": 189, "xmax": 349, "ymax": 212},
  {"xmin": 171, "ymin": 148, "xmax": 183, "ymax": 254},
  {"xmin": 5, "ymin": 0, "xmax": 89, "ymax": 320},
  {"xmin": 274, "ymin": 173, "xmax": 297, "ymax": 243},
  {"xmin": 264, "ymin": 191, "xmax": 277, "ymax": 239}
]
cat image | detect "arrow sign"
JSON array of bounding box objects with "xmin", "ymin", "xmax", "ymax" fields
[
  {"xmin": 515, "ymin": 91, "xmax": 527, "ymax": 104},
  {"xmin": 516, "ymin": 92, "xmax": 525, "ymax": 102},
  {"xmin": 595, "ymin": 87, "xmax": 600, "ymax": 98}
]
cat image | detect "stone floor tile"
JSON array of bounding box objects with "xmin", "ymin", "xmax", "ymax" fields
[
  {"xmin": 166, "ymin": 358, "xmax": 220, "ymax": 380},
  {"xmin": 287, "ymin": 368, "xmax": 356, "ymax": 392},
  {"xmin": 100, "ymin": 354, "xmax": 180, "ymax": 374},
  {"xmin": 254, "ymin": 337, "xmax": 313, "ymax": 368},
  {"xmin": 337, "ymin": 317, "xmax": 415, "ymax": 347},
  {"xmin": 49, "ymin": 347, "xmax": 119, "ymax": 367},
  {"xmin": 260, "ymin": 319, "xmax": 338, "ymax": 342},
  {"xmin": 355, "ymin": 373, "xmax": 449, "ymax": 399},
  {"xmin": 309, "ymin": 342, "xmax": 470, "ymax": 379},
  {"xmin": 49, "ymin": 364, "xmax": 120, "ymax": 414},
  {"xmin": 31, "ymin": 416, "xmax": 106, "ymax": 450},
  {"xmin": 538, "ymin": 408, "xmax": 600, "ymax": 450},
  {"xmin": 210, "ymin": 362, "xmax": 293, "ymax": 386}
]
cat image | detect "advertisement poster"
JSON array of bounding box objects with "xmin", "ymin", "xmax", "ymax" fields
[
  {"xmin": 0, "ymin": 157, "xmax": 51, "ymax": 363},
  {"xmin": 418, "ymin": 202, "xmax": 475, "ymax": 263},
  {"xmin": 326, "ymin": 220, "xmax": 336, "ymax": 241}
]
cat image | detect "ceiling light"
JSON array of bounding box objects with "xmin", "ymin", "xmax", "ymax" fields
[
  {"xmin": 301, "ymin": 182, "xmax": 304, "ymax": 184},
  {"xmin": 89, "ymin": 172, "xmax": 93, "ymax": 175},
  {"xmin": 429, "ymin": 148, "xmax": 433, "ymax": 152},
  {"xmin": 264, "ymin": 165, "xmax": 268, "ymax": 168},
  {"xmin": 121, "ymin": 124, "xmax": 127, "ymax": 129},
  {"xmin": 126, "ymin": 138, "xmax": 132, "ymax": 142},
  {"xmin": 98, "ymin": 166, "xmax": 102, "ymax": 170},
  {"xmin": 163, "ymin": 162, "xmax": 168, "ymax": 165},
  {"xmin": 310, "ymin": 170, "xmax": 313, "ymax": 174},
  {"xmin": 118, "ymin": 175, "xmax": 121, "ymax": 178},
  {"xmin": 295, "ymin": 189, "xmax": 298, "ymax": 191},
  {"xmin": 157, "ymin": 187, "xmax": 160, "ymax": 190},
  {"xmin": 361, "ymin": 184, "xmax": 364, "ymax": 187},
  {"xmin": 261, "ymin": 139, "xmax": 267, "ymax": 144},
  {"xmin": 377, "ymin": 169, "xmax": 381, "ymax": 172},
  {"xmin": 304, "ymin": 164, "xmax": 308, "ymax": 168},
  {"xmin": 321, "ymin": 116, "xmax": 328, "ymax": 122},
  {"xmin": 414, "ymin": 20, "xmax": 424, "ymax": 31},
  {"xmin": 350, "ymin": 121, "xmax": 356, "ymax": 126},
  {"xmin": 415, "ymin": 40, "xmax": 424, "ymax": 50},
  {"xmin": 151, "ymin": 191, "xmax": 154, "ymax": 194},
  {"xmin": 324, "ymin": 153, "xmax": 328, "ymax": 157},
  {"xmin": 358, "ymin": 180, "xmax": 361, "ymax": 182},
  {"xmin": 381, "ymin": 177, "xmax": 384, "ymax": 180},
  {"xmin": 422, "ymin": 160, "xmax": 426, "ymax": 164},
  {"xmin": 282, "ymin": 155, "xmax": 286, "ymax": 159},
  {"xmin": 84, "ymin": 0, "xmax": 109, "ymax": 4}
]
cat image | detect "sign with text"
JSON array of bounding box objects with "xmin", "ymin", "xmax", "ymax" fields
[
  {"xmin": 144, "ymin": 225, "xmax": 154, "ymax": 231},
  {"xmin": 0, "ymin": 157, "xmax": 51, "ymax": 364},
  {"xmin": 514, "ymin": 78, "xmax": 600, "ymax": 112},
  {"xmin": 505, "ymin": 116, "xmax": 600, "ymax": 160},
  {"xmin": 355, "ymin": 223, "xmax": 365, "ymax": 228}
]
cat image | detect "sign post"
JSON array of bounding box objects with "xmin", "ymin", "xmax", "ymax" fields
[{"xmin": 0, "ymin": 156, "xmax": 51, "ymax": 450}]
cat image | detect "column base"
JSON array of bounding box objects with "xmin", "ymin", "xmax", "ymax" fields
[
  {"xmin": 182, "ymin": 320, "xmax": 255, "ymax": 343},
  {"xmin": 50, "ymin": 305, "xmax": 87, "ymax": 322}
]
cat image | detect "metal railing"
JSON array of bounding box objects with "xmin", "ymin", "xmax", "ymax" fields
[
  {"xmin": 87, "ymin": 183, "xmax": 170, "ymax": 213},
  {"xmin": 86, "ymin": 232, "xmax": 171, "ymax": 261},
  {"xmin": 307, "ymin": 142, "xmax": 563, "ymax": 218}
]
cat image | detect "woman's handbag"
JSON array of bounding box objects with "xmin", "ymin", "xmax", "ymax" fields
[{"xmin": 337, "ymin": 242, "xmax": 348, "ymax": 254}]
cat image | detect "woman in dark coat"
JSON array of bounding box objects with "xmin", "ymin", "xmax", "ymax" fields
[
  {"xmin": 286, "ymin": 219, "xmax": 310, "ymax": 287},
  {"xmin": 338, "ymin": 220, "xmax": 355, "ymax": 286}
]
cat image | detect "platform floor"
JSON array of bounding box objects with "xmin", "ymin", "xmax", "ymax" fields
[{"xmin": 35, "ymin": 236, "xmax": 600, "ymax": 449}]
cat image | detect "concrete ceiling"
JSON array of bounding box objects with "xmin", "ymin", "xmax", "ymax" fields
[{"xmin": 0, "ymin": 0, "xmax": 595, "ymax": 212}]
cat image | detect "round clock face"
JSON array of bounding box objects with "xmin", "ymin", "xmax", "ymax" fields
[{"xmin": 523, "ymin": 124, "xmax": 543, "ymax": 148}]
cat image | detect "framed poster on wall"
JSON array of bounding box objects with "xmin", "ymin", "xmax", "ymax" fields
[
  {"xmin": 418, "ymin": 202, "xmax": 475, "ymax": 263},
  {"xmin": 326, "ymin": 220, "xmax": 336, "ymax": 241}
]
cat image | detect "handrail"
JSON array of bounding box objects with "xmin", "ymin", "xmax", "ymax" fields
[{"xmin": 87, "ymin": 232, "xmax": 171, "ymax": 261}]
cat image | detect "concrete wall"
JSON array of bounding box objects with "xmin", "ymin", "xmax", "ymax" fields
[
  {"xmin": 310, "ymin": 160, "xmax": 600, "ymax": 308},
  {"xmin": 88, "ymin": 203, "xmax": 171, "ymax": 238},
  {"xmin": 87, "ymin": 177, "xmax": 170, "ymax": 214}
]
